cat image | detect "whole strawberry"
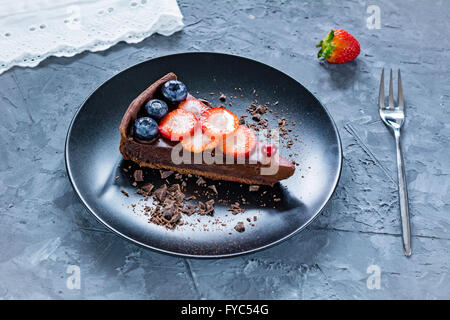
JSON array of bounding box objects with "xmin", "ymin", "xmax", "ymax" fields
[{"xmin": 317, "ymin": 29, "xmax": 360, "ymax": 64}]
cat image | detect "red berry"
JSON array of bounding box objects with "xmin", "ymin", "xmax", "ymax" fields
[
  {"xmin": 262, "ymin": 143, "xmax": 277, "ymax": 157},
  {"xmin": 178, "ymin": 98, "xmax": 209, "ymax": 118},
  {"xmin": 317, "ymin": 29, "xmax": 360, "ymax": 64},
  {"xmin": 158, "ymin": 109, "xmax": 197, "ymax": 141},
  {"xmin": 181, "ymin": 129, "xmax": 219, "ymax": 153},
  {"xmin": 220, "ymin": 125, "xmax": 257, "ymax": 157},
  {"xmin": 200, "ymin": 108, "xmax": 239, "ymax": 139}
]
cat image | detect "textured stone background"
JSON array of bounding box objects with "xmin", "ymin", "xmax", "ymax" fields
[{"xmin": 0, "ymin": 0, "xmax": 449, "ymax": 299}]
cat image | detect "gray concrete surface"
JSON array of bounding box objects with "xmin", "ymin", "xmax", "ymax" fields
[{"xmin": 0, "ymin": 0, "xmax": 449, "ymax": 299}]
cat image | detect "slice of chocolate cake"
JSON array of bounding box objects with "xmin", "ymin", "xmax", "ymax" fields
[{"xmin": 119, "ymin": 73, "xmax": 295, "ymax": 186}]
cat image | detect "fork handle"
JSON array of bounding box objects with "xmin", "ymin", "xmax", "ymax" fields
[{"xmin": 394, "ymin": 129, "xmax": 412, "ymax": 256}]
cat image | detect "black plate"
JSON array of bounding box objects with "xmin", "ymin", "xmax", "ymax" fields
[{"xmin": 65, "ymin": 52, "xmax": 342, "ymax": 258}]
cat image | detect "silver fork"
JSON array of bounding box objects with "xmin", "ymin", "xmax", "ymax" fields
[{"xmin": 379, "ymin": 69, "xmax": 412, "ymax": 256}]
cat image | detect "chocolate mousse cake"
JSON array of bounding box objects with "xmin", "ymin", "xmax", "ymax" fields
[{"xmin": 119, "ymin": 73, "xmax": 295, "ymax": 186}]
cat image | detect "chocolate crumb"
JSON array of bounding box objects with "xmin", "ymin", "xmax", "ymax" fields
[
  {"xmin": 234, "ymin": 222, "xmax": 245, "ymax": 233},
  {"xmin": 121, "ymin": 190, "xmax": 129, "ymax": 197},
  {"xmin": 219, "ymin": 93, "xmax": 226, "ymax": 101},
  {"xmin": 255, "ymin": 105, "xmax": 267, "ymax": 114},
  {"xmin": 198, "ymin": 98, "xmax": 211, "ymax": 107},
  {"xmin": 252, "ymin": 113, "xmax": 261, "ymax": 122}
]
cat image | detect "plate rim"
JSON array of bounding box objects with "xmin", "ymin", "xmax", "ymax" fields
[{"xmin": 64, "ymin": 51, "xmax": 343, "ymax": 259}]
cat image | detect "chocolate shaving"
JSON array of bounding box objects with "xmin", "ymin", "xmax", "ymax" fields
[
  {"xmin": 196, "ymin": 177, "xmax": 206, "ymax": 186},
  {"xmin": 204, "ymin": 199, "xmax": 215, "ymax": 215},
  {"xmin": 181, "ymin": 203, "xmax": 197, "ymax": 216},
  {"xmin": 170, "ymin": 212, "xmax": 181, "ymax": 224},
  {"xmin": 196, "ymin": 199, "xmax": 215, "ymax": 216},
  {"xmin": 174, "ymin": 173, "xmax": 183, "ymax": 180},
  {"xmin": 162, "ymin": 199, "xmax": 176, "ymax": 220},
  {"xmin": 168, "ymin": 184, "xmax": 181, "ymax": 193},
  {"xmin": 174, "ymin": 190, "xmax": 185, "ymax": 202},
  {"xmin": 137, "ymin": 183, "xmax": 154, "ymax": 196},
  {"xmin": 228, "ymin": 202, "xmax": 245, "ymax": 215},
  {"xmin": 160, "ymin": 170, "xmax": 174, "ymax": 179},
  {"xmin": 208, "ymin": 184, "xmax": 218, "ymax": 194},
  {"xmin": 153, "ymin": 184, "xmax": 168, "ymax": 202},
  {"xmin": 133, "ymin": 169, "xmax": 144, "ymax": 182}
]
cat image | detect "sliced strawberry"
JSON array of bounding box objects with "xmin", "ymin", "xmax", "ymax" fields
[
  {"xmin": 220, "ymin": 125, "xmax": 257, "ymax": 157},
  {"xmin": 181, "ymin": 129, "xmax": 219, "ymax": 153},
  {"xmin": 178, "ymin": 97, "xmax": 209, "ymax": 118},
  {"xmin": 200, "ymin": 108, "xmax": 239, "ymax": 139},
  {"xmin": 261, "ymin": 143, "xmax": 277, "ymax": 157},
  {"xmin": 158, "ymin": 109, "xmax": 197, "ymax": 141}
]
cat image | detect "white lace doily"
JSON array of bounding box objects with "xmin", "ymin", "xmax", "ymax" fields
[{"xmin": 0, "ymin": 0, "xmax": 184, "ymax": 74}]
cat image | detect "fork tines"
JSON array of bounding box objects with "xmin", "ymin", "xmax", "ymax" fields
[{"xmin": 379, "ymin": 68, "xmax": 404, "ymax": 110}]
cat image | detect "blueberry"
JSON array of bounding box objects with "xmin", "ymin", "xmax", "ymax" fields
[
  {"xmin": 134, "ymin": 117, "xmax": 159, "ymax": 141},
  {"xmin": 144, "ymin": 99, "xmax": 168, "ymax": 121},
  {"xmin": 161, "ymin": 80, "xmax": 188, "ymax": 104}
]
